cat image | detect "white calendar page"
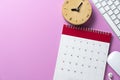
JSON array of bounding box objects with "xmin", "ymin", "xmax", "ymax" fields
[
  {"xmin": 53, "ymin": 25, "xmax": 111, "ymax": 80},
  {"xmin": 54, "ymin": 35, "xmax": 110, "ymax": 80}
]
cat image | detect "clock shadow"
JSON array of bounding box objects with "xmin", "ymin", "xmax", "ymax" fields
[{"xmin": 80, "ymin": 9, "xmax": 96, "ymax": 28}]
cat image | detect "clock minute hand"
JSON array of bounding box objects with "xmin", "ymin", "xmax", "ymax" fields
[{"xmin": 77, "ymin": 2, "xmax": 83, "ymax": 9}]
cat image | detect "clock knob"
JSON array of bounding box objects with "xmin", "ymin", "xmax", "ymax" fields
[{"xmin": 62, "ymin": 0, "xmax": 92, "ymax": 25}]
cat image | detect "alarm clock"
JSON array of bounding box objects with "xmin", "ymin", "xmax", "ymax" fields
[{"xmin": 62, "ymin": 0, "xmax": 92, "ymax": 25}]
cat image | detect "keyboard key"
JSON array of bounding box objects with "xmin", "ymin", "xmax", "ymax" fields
[
  {"xmin": 118, "ymin": 5, "xmax": 120, "ymax": 11},
  {"xmin": 117, "ymin": 23, "xmax": 120, "ymax": 28},
  {"xmin": 96, "ymin": 3, "xmax": 101, "ymax": 9},
  {"xmin": 117, "ymin": 24, "xmax": 120, "ymax": 30},
  {"xmin": 107, "ymin": 0, "xmax": 113, "ymax": 6},
  {"xmin": 101, "ymin": 1, "xmax": 107, "ymax": 7},
  {"xmin": 114, "ymin": 0, "xmax": 120, "ymax": 6},
  {"xmin": 114, "ymin": 9, "xmax": 119, "ymax": 15},
  {"xmin": 110, "ymin": 5, "xmax": 116, "ymax": 10},
  {"xmin": 108, "ymin": 10, "xmax": 113, "ymax": 15},
  {"xmin": 117, "ymin": 14, "xmax": 120, "ymax": 19},
  {"xmin": 114, "ymin": 19, "xmax": 119, "ymax": 25},
  {"xmin": 104, "ymin": 6, "xmax": 110, "ymax": 11},
  {"xmin": 111, "ymin": 14, "xmax": 116, "ymax": 20}
]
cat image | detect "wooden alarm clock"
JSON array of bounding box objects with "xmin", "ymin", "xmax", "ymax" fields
[{"xmin": 62, "ymin": 0, "xmax": 92, "ymax": 25}]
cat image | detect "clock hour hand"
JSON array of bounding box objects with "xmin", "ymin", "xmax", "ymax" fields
[
  {"xmin": 71, "ymin": 8, "xmax": 79, "ymax": 12},
  {"xmin": 71, "ymin": 8, "xmax": 77, "ymax": 11}
]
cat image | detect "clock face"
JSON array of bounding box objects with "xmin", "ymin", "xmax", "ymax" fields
[{"xmin": 62, "ymin": 0, "xmax": 92, "ymax": 25}]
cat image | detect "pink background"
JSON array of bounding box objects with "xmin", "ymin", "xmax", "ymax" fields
[{"xmin": 0, "ymin": 0, "xmax": 119, "ymax": 80}]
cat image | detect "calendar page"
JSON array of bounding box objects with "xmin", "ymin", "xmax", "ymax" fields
[{"xmin": 53, "ymin": 25, "xmax": 111, "ymax": 80}]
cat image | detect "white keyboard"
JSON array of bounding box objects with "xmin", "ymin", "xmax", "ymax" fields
[{"xmin": 92, "ymin": 0, "xmax": 120, "ymax": 40}]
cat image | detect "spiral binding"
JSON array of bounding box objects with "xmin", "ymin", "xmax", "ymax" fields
[{"xmin": 64, "ymin": 24, "xmax": 111, "ymax": 36}]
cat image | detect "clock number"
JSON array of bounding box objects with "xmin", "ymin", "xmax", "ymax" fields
[
  {"xmin": 69, "ymin": 17, "xmax": 72, "ymax": 20},
  {"xmin": 76, "ymin": 20, "xmax": 77, "ymax": 22},
  {"xmin": 64, "ymin": 8, "xmax": 68, "ymax": 10},
  {"xmin": 82, "ymin": 19, "xmax": 84, "ymax": 21},
  {"xmin": 87, "ymin": 2, "xmax": 90, "ymax": 5},
  {"xmin": 66, "ymin": 1, "xmax": 69, "ymax": 4},
  {"xmin": 86, "ymin": 14, "xmax": 89, "ymax": 18}
]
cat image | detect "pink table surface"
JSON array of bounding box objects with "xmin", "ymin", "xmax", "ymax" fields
[{"xmin": 0, "ymin": 0, "xmax": 119, "ymax": 80}]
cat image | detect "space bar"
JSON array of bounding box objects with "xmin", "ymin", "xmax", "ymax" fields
[{"xmin": 103, "ymin": 13, "xmax": 120, "ymax": 37}]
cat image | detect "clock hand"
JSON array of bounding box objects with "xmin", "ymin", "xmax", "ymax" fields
[
  {"xmin": 71, "ymin": 2, "xmax": 83, "ymax": 12},
  {"xmin": 77, "ymin": 2, "xmax": 83, "ymax": 10},
  {"xmin": 71, "ymin": 8, "xmax": 78, "ymax": 11}
]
